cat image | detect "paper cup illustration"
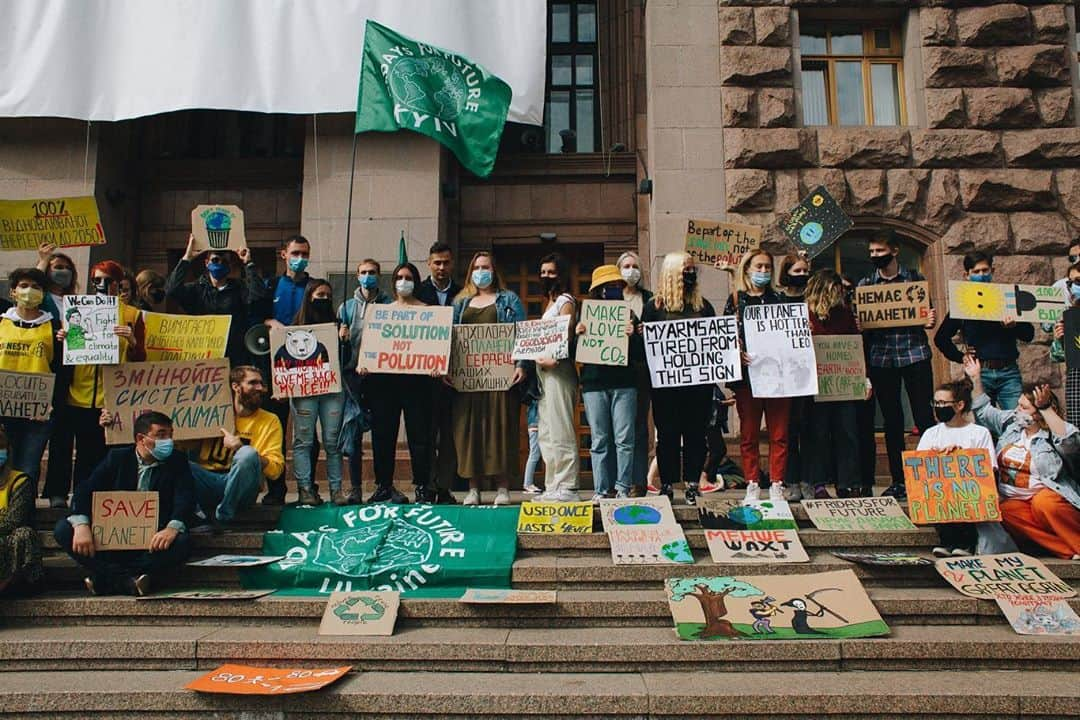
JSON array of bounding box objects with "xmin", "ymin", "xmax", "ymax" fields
[{"xmin": 202, "ymin": 209, "xmax": 233, "ymax": 249}]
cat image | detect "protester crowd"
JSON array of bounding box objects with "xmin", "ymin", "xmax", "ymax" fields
[{"xmin": 0, "ymin": 227, "xmax": 1078, "ymax": 598}]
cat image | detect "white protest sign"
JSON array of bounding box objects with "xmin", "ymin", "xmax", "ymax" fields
[
  {"xmin": 62, "ymin": 295, "xmax": 120, "ymax": 365},
  {"xmin": 642, "ymin": 316, "xmax": 740, "ymax": 388},
  {"xmin": 511, "ymin": 315, "xmax": 570, "ymax": 361},
  {"xmin": 743, "ymin": 302, "xmax": 817, "ymax": 398}
]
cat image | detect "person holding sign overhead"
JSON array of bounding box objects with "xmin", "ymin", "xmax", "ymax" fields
[{"xmin": 53, "ymin": 411, "xmax": 193, "ymax": 596}]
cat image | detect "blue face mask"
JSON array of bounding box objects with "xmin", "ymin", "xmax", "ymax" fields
[
  {"xmin": 359, "ymin": 274, "xmax": 379, "ymax": 290},
  {"xmin": 206, "ymin": 261, "xmax": 229, "ymax": 280},
  {"xmin": 602, "ymin": 285, "xmax": 624, "ymax": 301},
  {"xmin": 969, "ymin": 273, "xmax": 992, "ymax": 283},
  {"xmin": 472, "ymin": 269, "xmax": 493, "ymax": 289},
  {"xmin": 149, "ymin": 438, "xmax": 174, "ymax": 461},
  {"xmin": 1070, "ymin": 284, "xmax": 1080, "ymax": 302},
  {"xmin": 750, "ymin": 271, "xmax": 772, "ymax": 288},
  {"xmin": 0, "ymin": 450, "xmax": 7, "ymax": 467},
  {"xmin": 288, "ymin": 256, "xmax": 309, "ymax": 273}
]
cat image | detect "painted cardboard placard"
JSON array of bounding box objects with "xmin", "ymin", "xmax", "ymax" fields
[
  {"xmin": 459, "ymin": 588, "xmax": 558, "ymax": 604},
  {"xmin": 448, "ymin": 323, "xmax": 516, "ymax": 392},
  {"xmin": 598, "ymin": 496, "xmax": 693, "ymax": 565},
  {"xmin": 186, "ymin": 664, "xmax": 351, "ymax": 695},
  {"xmin": 684, "ymin": 218, "xmax": 762, "ymax": 268},
  {"xmin": 779, "ymin": 186, "xmax": 852, "ymax": 259},
  {"xmin": 665, "ymin": 569, "xmax": 889, "ymax": 641},
  {"xmin": 855, "ymin": 281, "xmax": 931, "ymax": 330},
  {"xmin": 743, "ymin": 302, "xmax": 817, "ymax": 398},
  {"xmin": 318, "ymin": 591, "xmax": 400, "ymax": 636},
  {"xmin": 62, "ymin": 295, "xmax": 120, "ymax": 365},
  {"xmin": 139, "ymin": 589, "xmax": 275, "ymax": 601},
  {"xmin": 187, "ymin": 555, "xmax": 285, "ymax": 568},
  {"xmin": 576, "ymin": 300, "xmax": 630, "ymax": 367},
  {"xmin": 832, "ymin": 551, "xmax": 934, "ymax": 567},
  {"xmin": 902, "ymin": 449, "xmax": 1001, "ymax": 524},
  {"xmin": 143, "ymin": 311, "xmax": 231, "ymax": 361},
  {"xmin": 270, "ymin": 323, "xmax": 342, "ymax": 399},
  {"xmin": 190, "ymin": 204, "xmax": 246, "ymax": 253},
  {"xmin": 698, "ymin": 497, "xmax": 797, "ymax": 531},
  {"xmin": 91, "ymin": 491, "xmax": 158, "ymax": 551},
  {"xmin": 643, "ymin": 316, "xmax": 740, "ymax": 388},
  {"xmin": 102, "ymin": 359, "xmax": 234, "ymax": 445},
  {"xmin": 0, "ymin": 196, "xmax": 105, "ymax": 250},
  {"xmin": 949, "ymin": 280, "xmax": 1064, "ymax": 324},
  {"xmin": 812, "ymin": 335, "xmax": 867, "ymax": 402},
  {"xmin": 0, "ymin": 370, "xmax": 55, "ymax": 421},
  {"xmin": 704, "ymin": 528, "xmax": 809, "ymax": 564},
  {"xmin": 511, "ymin": 315, "xmax": 570, "ymax": 361},
  {"xmin": 357, "ymin": 305, "xmax": 453, "ymax": 375},
  {"xmin": 1065, "ymin": 308, "xmax": 1080, "ymax": 370},
  {"xmin": 995, "ymin": 593, "xmax": 1080, "ymax": 636},
  {"xmin": 517, "ymin": 501, "xmax": 594, "ymax": 534},
  {"xmin": 935, "ymin": 553, "xmax": 1076, "ymax": 599},
  {"xmin": 802, "ymin": 497, "xmax": 917, "ymax": 532}
]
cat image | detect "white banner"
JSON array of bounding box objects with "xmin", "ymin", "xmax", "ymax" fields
[
  {"xmin": 743, "ymin": 302, "xmax": 817, "ymax": 398},
  {"xmin": 0, "ymin": 0, "xmax": 546, "ymax": 126}
]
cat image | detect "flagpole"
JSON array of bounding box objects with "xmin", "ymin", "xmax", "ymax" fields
[{"xmin": 343, "ymin": 132, "xmax": 359, "ymax": 279}]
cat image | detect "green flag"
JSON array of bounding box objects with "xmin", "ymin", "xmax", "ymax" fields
[
  {"xmin": 398, "ymin": 230, "xmax": 408, "ymax": 264},
  {"xmin": 355, "ymin": 20, "xmax": 512, "ymax": 177}
]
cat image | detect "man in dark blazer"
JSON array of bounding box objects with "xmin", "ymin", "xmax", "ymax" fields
[
  {"xmin": 54, "ymin": 410, "xmax": 194, "ymax": 596},
  {"xmin": 415, "ymin": 241, "xmax": 463, "ymax": 307}
]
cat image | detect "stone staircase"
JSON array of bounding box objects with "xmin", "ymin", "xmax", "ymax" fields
[{"xmin": 3, "ymin": 484, "xmax": 1079, "ymax": 719}]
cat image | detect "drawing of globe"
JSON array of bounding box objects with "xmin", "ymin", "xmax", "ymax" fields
[
  {"xmin": 727, "ymin": 506, "xmax": 764, "ymax": 526},
  {"xmin": 310, "ymin": 518, "xmax": 434, "ymax": 577},
  {"xmin": 613, "ymin": 505, "xmax": 661, "ymax": 525},
  {"xmin": 388, "ymin": 56, "xmax": 467, "ymax": 122}
]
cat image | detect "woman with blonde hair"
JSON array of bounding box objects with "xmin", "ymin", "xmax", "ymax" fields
[
  {"xmin": 451, "ymin": 251, "xmax": 527, "ymax": 506},
  {"xmin": 641, "ymin": 251, "xmax": 715, "ymax": 504}
]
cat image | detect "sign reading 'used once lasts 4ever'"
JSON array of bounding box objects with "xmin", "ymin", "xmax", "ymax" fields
[
  {"xmin": 517, "ymin": 501, "xmax": 594, "ymax": 534},
  {"xmin": 91, "ymin": 491, "xmax": 158, "ymax": 551},
  {"xmin": 0, "ymin": 370, "xmax": 55, "ymax": 421},
  {"xmin": 0, "ymin": 196, "xmax": 106, "ymax": 250},
  {"xmin": 684, "ymin": 218, "xmax": 762, "ymax": 268},
  {"xmin": 357, "ymin": 306, "xmax": 453, "ymax": 375},
  {"xmin": 448, "ymin": 323, "xmax": 516, "ymax": 392},
  {"xmin": 902, "ymin": 449, "xmax": 1001, "ymax": 524},
  {"xmin": 576, "ymin": 300, "xmax": 630, "ymax": 367},
  {"xmin": 855, "ymin": 281, "xmax": 931, "ymax": 330},
  {"xmin": 643, "ymin": 316, "xmax": 740, "ymax": 388}
]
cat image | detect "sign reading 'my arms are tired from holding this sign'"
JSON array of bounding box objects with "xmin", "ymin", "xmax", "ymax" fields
[
  {"xmin": 449, "ymin": 323, "xmax": 516, "ymax": 392},
  {"xmin": 801, "ymin": 497, "xmax": 916, "ymax": 532},
  {"xmin": 91, "ymin": 491, "xmax": 158, "ymax": 551},
  {"xmin": 743, "ymin": 303, "xmax": 817, "ymax": 398},
  {"xmin": 0, "ymin": 370, "xmax": 54, "ymax": 421},
  {"xmin": 358, "ymin": 306, "xmax": 453, "ymax": 375},
  {"xmin": 143, "ymin": 311, "xmax": 231, "ymax": 361},
  {"xmin": 684, "ymin": 218, "xmax": 762, "ymax": 268},
  {"xmin": 643, "ymin": 316, "xmax": 740, "ymax": 388},
  {"xmin": 903, "ymin": 449, "xmax": 1001, "ymax": 524},
  {"xmin": 62, "ymin": 295, "xmax": 120, "ymax": 365},
  {"xmin": 576, "ymin": 300, "xmax": 630, "ymax": 367},
  {"xmin": 812, "ymin": 335, "xmax": 867, "ymax": 402},
  {"xmin": 855, "ymin": 282, "xmax": 931, "ymax": 330},
  {"xmin": 512, "ymin": 315, "xmax": 570, "ymax": 361},
  {"xmin": 0, "ymin": 196, "xmax": 106, "ymax": 250}
]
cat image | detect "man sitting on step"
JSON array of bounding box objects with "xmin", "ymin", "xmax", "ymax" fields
[{"xmin": 54, "ymin": 411, "xmax": 194, "ymax": 596}]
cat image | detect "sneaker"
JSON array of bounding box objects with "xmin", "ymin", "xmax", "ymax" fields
[
  {"xmin": 463, "ymin": 489, "xmax": 480, "ymax": 506},
  {"xmin": 434, "ymin": 488, "xmax": 459, "ymax": 505},
  {"xmin": 699, "ymin": 478, "xmax": 723, "ymax": 494},
  {"xmin": 367, "ymin": 485, "xmax": 408, "ymax": 504},
  {"xmin": 813, "ymin": 484, "xmax": 833, "ymax": 500},
  {"xmin": 493, "ymin": 488, "xmax": 511, "ymax": 506},
  {"xmin": 646, "ymin": 482, "xmax": 660, "ymax": 495},
  {"xmin": 628, "ymin": 485, "xmax": 647, "ymax": 498},
  {"xmin": 685, "ymin": 483, "xmax": 700, "ymax": 507},
  {"xmin": 768, "ymin": 482, "xmax": 784, "ymax": 502},
  {"xmin": 83, "ymin": 576, "xmax": 98, "ymax": 596},
  {"xmin": 783, "ymin": 484, "xmax": 803, "ymax": 502},
  {"xmin": 345, "ymin": 487, "xmax": 363, "ymax": 505},
  {"xmin": 414, "ymin": 485, "xmax": 436, "ymax": 504},
  {"xmin": 881, "ymin": 484, "xmax": 907, "ymax": 500},
  {"xmin": 541, "ymin": 489, "xmax": 580, "ymax": 503},
  {"xmin": 331, "ymin": 489, "xmax": 351, "ymax": 506},
  {"xmin": 588, "ymin": 493, "xmax": 605, "ymax": 504},
  {"xmin": 950, "ymin": 548, "xmax": 972, "ymax": 557},
  {"xmin": 932, "ymin": 546, "xmax": 951, "ymax": 559},
  {"xmin": 522, "ymin": 483, "xmax": 543, "ymax": 494},
  {"xmin": 743, "ymin": 482, "xmax": 761, "ymax": 505},
  {"xmin": 49, "ymin": 495, "xmax": 68, "ymax": 509},
  {"xmin": 615, "ymin": 489, "xmax": 629, "ymax": 499},
  {"xmin": 297, "ymin": 488, "xmax": 322, "ymax": 506},
  {"xmin": 909, "ymin": 426, "xmax": 920, "ymax": 436}
]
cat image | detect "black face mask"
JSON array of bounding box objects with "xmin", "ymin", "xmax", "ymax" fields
[
  {"xmin": 871, "ymin": 254, "xmax": 894, "ymax": 270},
  {"xmin": 91, "ymin": 278, "xmax": 110, "ymax": 294},
  {"xmin": 148, "ymin": 288, "xmax": 165, "ymax": 304},
  {"xmin": 682, "ymin": 269, "xmax": 698, "ymax": 289},
  {"xmin": 540, "ymin": 276, "xmax": 558, "ymax": 295},
  {"xmin": 311, "ymin": 298, "xmax": 332, "ymax": 315},
  {"xmin": 785, "ymin": 274, "xmax": 809, "ymax": 289},
  {"xmin": 933, "ymin": 405, "xmax": 957, "ymax": 424}
]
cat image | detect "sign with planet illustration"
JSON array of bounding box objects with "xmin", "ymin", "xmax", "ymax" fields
[
  {"xmin": 190, "ymin": 204, "xmax": 246, "ymax": 253},
  {"xmin": 779, "ymin": 185, "xmax": 852, "ymax": 259},
  {"xmin": 948, "ymin": 281, "xmax": 1064, "ymax": 324},
  {"xmin": 598, "ymin": 496, "xmax": 693, "ymax": 566},
  {"xmin": 318, "ymin": 591, "xmax": 400, "ymax": 636}
]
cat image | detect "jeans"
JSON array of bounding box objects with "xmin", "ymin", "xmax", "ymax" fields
[
  {"xmin": 268, "ymin": 396, "xmax": 319, "ymax": 488},
  {"xmin": 651, "ymin": 385, "xmax": 711, "ymax": 486},
  {"xmin": 583, "ymin": 387, "xmax": 637, "ymax": 495},
  {"xmin": 3, "ymin": 417, "xmax": 52, "ymax": 489},
  {"xmin": 869, "ymin": 359, "xmax": 935, "ymax": 487},
  {"xmin": 733, "ymin": 388, "xmax": 791, "ymax": 485},
  {"xmin": 805, "ymin": 399, "xmax": 860, "ymax": 491},
  {"xmin": 981, "ymin": 364, "xmax": 1022, "ymax": 411},
  {"xmin": 189, "ymin": 446, "xmax": 263, "ymax": 523},
  {"xmin": 523, "ymin": 428, "xmax": 541, "ymax": 488},
  {"xmin": 292, "ymin": 393, "xmax": 344, "ymax": 492},
  {"xmin": 44, "ymin": 405, "xmax": 107, "ymax": 500},
  {"xmin": 54, "ymin": 518, "xmax": 191, "ymax": 591},
  {"xmin": 369, "ymin": 374, "xmax": 432, "ymax": 488}
]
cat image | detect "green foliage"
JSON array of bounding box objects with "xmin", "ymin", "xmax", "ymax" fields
[{"xmin": 666, "ymin": 576, "xmax": 763, "ymax": 602}]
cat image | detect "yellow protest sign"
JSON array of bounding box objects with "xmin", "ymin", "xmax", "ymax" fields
[
  {"xmin": 517, "ymin": 501, "xmax": 594, "ymax": 534},
  {"xmin": 0, "ymin": 196, "xmax": 106, "ymax": 250},
  {"xmin": 143, "ymin": 311, "xmax": 231, "ymax": 361}
]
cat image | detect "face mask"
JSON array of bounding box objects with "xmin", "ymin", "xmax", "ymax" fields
[
  {"xmin": 207, "ymin": 261, "xmax": 229, "ymax": 280},
  {"xmin": 1014, "ymin": 411, "xmax": 1035, "ymax": 429},
  {"xmin": 1069, "ymin": 284, "xmax": 1080, "ymax": 302},
  {"xmin": 395, "ymin": 280, "xmax": 415, "ymax": 297},
  {"xmin": 602, "ymin": 285, "xmax": 624, "ymax": 301},
  {"xmin": 750, "ymin": 271, "xmax": 771, "ymax": 288},
  {"xmin": 148, "ymin": 437, "xmax": 174, "ymax": 461},
  {"xmin": 148, "ymin": 288, "xmax": 165, "ymax": 304},
  {"xmin": 1070, "ymin": 255, "xmax": 1080, "ymax": 264},
  {"xmin": 0, "ymin": 449, "xmax": 7, "ymax": 467},
  {"xmin": 785, "ymin": 274, "xmax": 809, "ymax": 289},
  {"xmin": 311, "ymin": 297, "xmax": 332, "ymax": 313},
  {"xmin": 871, "ymin": 254, "xmax": 894, "ymax": 270},
  {"xmin": 682, "ymin": 269, "xmax": 698, "ymax": 289},
  {"xmin": 359, "ymin": 274, "xmax": 379, "ymax": 291},
  {"xmin": 14, "ymin": 287, "xmax": 43, "ymax": 309},
  {"xmin": 540, "ymin": 276, "xmax": 557, "ymax": 294},
  {"xmin": 91, "ymin": 277, "xmax": 110, "ymax": 294},
  {"xmin": 621, "ymin": 267, "xmax": 641, "ymax": 287},
  {"xmin": 472, "ymin": 269, "xmax": 493, "ymax": 289},
  {"xmin": 288, "ymin": 257, "xmax": 309, "ymax": 273},
  {"xmin": 969, "ymin": 273, "xmax": 992, "ymax": 283},
  {"xmin": 933, "ymin": 405, "xmax": 957, "ymax": 424},
  {"xmin": 49, "ymin": 268, "xmax": 73, "ymax": 288}
]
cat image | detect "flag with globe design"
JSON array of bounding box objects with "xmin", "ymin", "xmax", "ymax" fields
[{"xmin": 355, "ymin": 20, "xmax": 512, "ymax": 177}]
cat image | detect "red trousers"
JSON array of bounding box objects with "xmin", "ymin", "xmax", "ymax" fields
[
  {"xmin": 733, "ymin": 387, "xmax": 791, "ymax": 484},
  {"xmin": 1001, "ymin": 490, "xmax": 1080, "ymax": 559}
]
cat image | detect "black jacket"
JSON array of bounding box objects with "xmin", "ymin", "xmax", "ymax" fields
[
  {"xmin": 416, "ymin": 277, "xmax": 463, "ymax": 307},
  {"xmin": 72, "ymin": 447, "xmax": 196, "ymax": 530}
]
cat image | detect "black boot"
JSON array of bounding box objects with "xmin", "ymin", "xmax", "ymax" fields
[
  {"xmin": 659, "ymin": 483, "xmax": 674, "ymax": 501},
  {"xmin": 261, "ymin": 478, "xmax": 287, "ymax": 506}
]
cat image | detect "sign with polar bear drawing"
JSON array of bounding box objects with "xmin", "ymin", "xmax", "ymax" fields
[{"xmin": 269, "ymin": 323, "xmax": 341, "ymax": 399}]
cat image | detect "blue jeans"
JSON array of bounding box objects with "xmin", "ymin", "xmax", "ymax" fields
[
  {"xmin": 292, "ymin": 393, "xmax": 344, "ymax": 492},
  {"xmin": 981, "ymin": 364, "xmax": 1022, "ymax": 410},
  {"xmin": 523, "ymin": 427, "xmax": 541, "ymax": 488},
  {"xmin": 3, "ymin": 417, "xmax": 52, "ymax": 489},
  {"xmin": 190, "ymin": 446, "xmax": 263, "ymax": 523},
  {"xmin": 583, "ymin": 387, "xmax": 638, "ymax": 495}
]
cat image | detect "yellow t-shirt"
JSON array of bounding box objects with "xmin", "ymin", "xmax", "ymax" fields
[
  {"xmin": 193, "ymin": 408, "xmax": 285, "ymax": 482},
  {"xmin": 0, "ymin": 316, "xmax": 54, "ymax": 375},
  {"xmin": 66, "ymin": 303, "xmax": 141, "ymax": 408}
]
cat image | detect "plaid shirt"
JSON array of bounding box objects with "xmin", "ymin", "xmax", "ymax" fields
[{"xmin": 858, "ymin": 266, "xmax": 932, "ymax": 368}]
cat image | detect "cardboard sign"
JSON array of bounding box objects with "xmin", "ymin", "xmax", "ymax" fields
[
  {"xmin": 902, "ymin": 449, "xmax": 1001, "ymax": 524},
  {"xmin": 743, "ymin": 302, "xmax": 817, "ymax": 398},
  {"xmin": 0, "ymin": 370, "xmax": 54, "ymax": 420},
  {"xmin": 187, "ymin": 555, "xmax": 285, "ymax": 568},
  {"xmin": 511, "ymin": 315, "xmax": 570, "ymax": 361},
  {"xmin": 0, "ymin": 196, "xmax": 105, "ymax": 250},
  {"xmin": 935, "ymin": 553, "xmax": 1076, "ymax": 599},
  {"xmin": 802, "ymin": 497, "xmax": 916, "ymax": 532},
  {"xmin": 598, "ymin": 496, "xmax": 693, "ymax": 565},
  {"xmin": 62, "ymin": 295, "xmax": 120, "ymax": 365},
  {"xmin": 779, "ymin": 186, "xmax": 852, "ymax": 258},
  {"xmin": 665, "ymin": 569, "xmax": 889, "ymax": 641},
  {"xmin": 995, "ymin": 593, "xmax": 1080, "ymax": 636},
  {"xmin": 949, "ymin": 280, "xmax": 1064, "ymax": 324},
  {"xmin": 143, "ymin": 311, "xmax": 230, "ymax": 361},
  {"xmin": 517, "ymin": 501, "xmax": 594, "ymax": 534},
  {"xmin": 448, "ymin": 323, "xmax": 516, "ymax": 392},
  {"xmin": 91, "ymin": 491, "xmax": 159, "ymax": 551},
  {"xmin": 643, "ymin": 316, "xmax": 740, "ymax": 388},
  {"xmin": 139, "ymin": 589, "xmax": 275, "ymax": 601},
  {"xmin": 704, "ymin": 528, "xmax": 809, "ymax": 564},
  {"xmin": 186, "ymin": 664, "xmax": 351, "ymax": 695},
  {"xmin": 576, "ymin": 300, "xmax": 630, "ymax": 366},
  {"xmin": 855, "ymin": 281, "xmax": 931, "ymax": 330},
  {"xmin": 318, "ymin": 591, "xmax": 400, "ymax": 636},
  {"xmin": 1065, "ymin": 308, "xmax": 1080, "ymax": 370},
  {"xmin": 102, "ymin": 359, "xmax": 234, "ymax": 445},
  {"xmin": 190, "ymin": 205, "xmax": 246, "ymax": 253},
  {"xmin": 832, "ymin": 551, "xmax": 933, "ymax": 567},
  {"xmin": 812, "ymin": 335, "xmax": 867, "ymax": 402},
  {"xmin": 357, "ymin": 305, "xmax": 453, "ymax": 375},
  {"xmin": 270, "ymin": 323, "xmax": 342, "ymax": 399},
  {"xmin": 684, "ymin": 218, "xmax": 762, "ymax": 268},
  {"xmin": 698, "ymin": 497, "xmax": 797, "ymax": 531},
  {"xmin": 459, "ymin": 588, "xmax": 558, "ymax": 604}
]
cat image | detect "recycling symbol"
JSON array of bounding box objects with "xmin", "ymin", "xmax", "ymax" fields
[{"xmin": 333, "ymin": 595, "xmax": 386, "ymax": 624}]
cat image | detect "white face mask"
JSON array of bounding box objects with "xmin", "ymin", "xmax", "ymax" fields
[
  {"xmin": 395, "ymin": 279, "xmax": 415, "ymax": 297},
  {"xmin": 1014, "ymin": 411, "xmax": 1035, "ymax": 429},
  {"xmin": 621, "ymin": 267, "xmax": 641, "ymax": 287}
]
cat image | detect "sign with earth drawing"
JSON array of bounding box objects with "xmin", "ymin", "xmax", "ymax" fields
[
  {"xmin": 598, "ymin": 496, "xmax": 693, "ymax": 565},
  {"xmin": 698, "ymin": 497, "xmax": 797, "ymax": 531},
  {"xmin": 190, "ymin": 204, "xmax": 246, "ymax": 253},
  {"xmin": 318, "ymin": 591, "xmax": 400, "ymax": 636},
  {"xmin": 779, "ymin": 185, "xmax": 852, "ymax": 259}
]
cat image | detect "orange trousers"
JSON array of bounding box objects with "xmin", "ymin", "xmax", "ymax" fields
[{"xmin": 1000, "ymin": 490, "xmax": 1080, "ymax": 559}]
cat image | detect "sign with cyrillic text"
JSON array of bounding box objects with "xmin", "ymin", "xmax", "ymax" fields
[
  {"xmin": 684, "ymin": 218, "xmax": 762, "ymax": 268},
  {"xmin": 576, "ymin": 300, "xmax": 629, "ymax": 366},
  {"xmin": 143, "ymin": 311, "xmax": 230, "ymax": 361},
  {"xmin": 449, "ymin": 323, "xmax": 516, "ymax": 392},
  {"xmin": 0, "ymin": 370, "xmax": 54, "ymax": 420},
  {"xmin": 643, "ymin": 316, "xmax": 740, "ymax": 388},
  {"xmin": 186, "ymin": 664, "xmax": 352, "ymax": 695},
  {"xmin": 511, "ymin": 316, "xmax": 570, "ymax": 361},
  {"xmin": 704, "ymin": 528, "xmax": 809, "ymax": 564},
  {"xmin": 855, "ymin": 281, "xmax": 931, "ymax": 330},
  {"xmin": 743, "ymin": 302, "xmax": 817, "ymax": 398},
  {"xmin": 902, "ymin": 449, "xmax": 1001, "ymax": 524},
  {"xmin": 949, "ymin": 280, "xmax": 1064, "ymax": 324},
  {"xmin": 357, "ymin": 305, "xmax": 453, "ymax": 375},
  {"xmin": 270, "ymin": 323, "xmax": 341, "ymax": 399},
  {"xmin": 0, "ymin": 196, "xmax": 105, "ymax": 250}
]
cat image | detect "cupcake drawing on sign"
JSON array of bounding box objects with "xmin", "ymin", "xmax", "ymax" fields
[{"xmin": 201, "ymin": 208, "xmax": 233, "ymax": 249}]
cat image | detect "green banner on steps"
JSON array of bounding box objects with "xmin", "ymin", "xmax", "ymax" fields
[{"xmin": 241, "ymin": 504, "xmax": 519, "ymax": 597}]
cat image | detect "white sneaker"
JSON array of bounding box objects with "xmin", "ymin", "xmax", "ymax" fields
[
  {"xmin": 493, "ymin": 488, "xmax": 511, "ymax": 506},
  {"xmin": 615, "ymin": 489, "xmax": 629, "ymax": 499},
  {"xmin": 950, "ymin": 547, "xmax": 972, "ymax": 557},
  {"xmin": 541, "ymin": 489, "xmax": 579, "ymax": 503},
  {"xmin": 463, "ymin": 489, "xmax": 480, "ymax": 506},
  {"xmin": 742, "ymin": 482, "xmax": 761, "ymax": 505},
  {"xmin": 769, "ymin": 482, "xmax": 784, "ymax": 502},
  {"xmin": 522, "ymin": 484, "xmax": 542, "ymax": 494},
  {"xmin": 932, "ymin": 546, "xmax": 950, "ymax": 558},
  {"xmin": 588, "ymin": 493, "xmax": 604, "ymax": 504}
]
